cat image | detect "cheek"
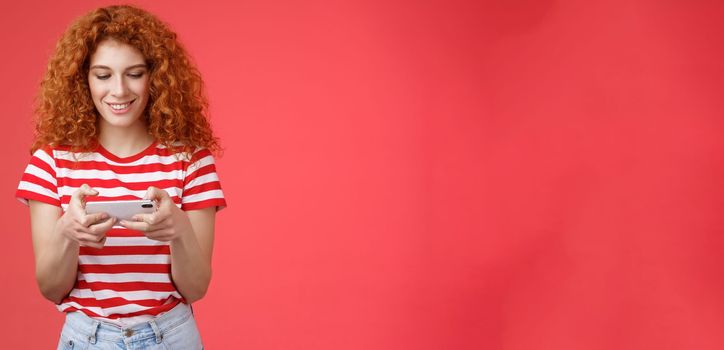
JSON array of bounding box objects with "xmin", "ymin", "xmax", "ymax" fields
[
  {"xmin": 137, "ymin": 78, "xmax": 150, "ymax": 98},
  {"xmin": 88, "ymin": 80, "xmax": 104, "ymax": 101}
]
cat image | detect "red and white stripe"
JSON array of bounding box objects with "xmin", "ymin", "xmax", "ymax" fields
[{"xmin": 16, "ymin": 143, "xmax": 225, "ymax": 325}]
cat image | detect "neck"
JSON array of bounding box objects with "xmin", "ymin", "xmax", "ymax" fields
[{"xmin": 98, "ymin": 121, "xmax": 154, "ymax": 157}]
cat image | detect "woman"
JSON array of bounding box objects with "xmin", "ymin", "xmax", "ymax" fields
[{"xmin": 16, "ymin": 5, "xmax": 225, "ymax": 349}]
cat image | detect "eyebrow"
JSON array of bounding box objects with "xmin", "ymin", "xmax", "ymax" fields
[{"xmin": 89, "ymin": 64, "xmax": 148, "ymax": 70}]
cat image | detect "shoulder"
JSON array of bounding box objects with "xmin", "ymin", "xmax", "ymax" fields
[
  {"xmin": 32, "ymin": 144, "xmax": 76, "ymax": 156},
  {"xmin": 30, "ymin": 144, "xmax": 70, "ymax": 164},
  {"xmin": 156, "ymin": 142, "xmax": 214, "ymax": 163}
]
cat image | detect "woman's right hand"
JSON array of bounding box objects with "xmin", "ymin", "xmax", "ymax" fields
[{"xmin": 57, "ymin": 184, "xmax": 116, "ymax": 249}]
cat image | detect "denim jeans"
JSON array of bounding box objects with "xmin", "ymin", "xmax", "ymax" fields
[{"xmin": 56, "ymin": 303, "xmax": 203, "ymax": 349}]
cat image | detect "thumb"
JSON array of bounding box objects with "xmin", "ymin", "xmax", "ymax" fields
[
  {"xmin": 80, "ymin": 183, "xmax": 99, "ymax": 194},
  {"xmin": 144, "ymin": 186, "xmax": 169, "ymax": 202},
  {"xmin": 71, "ymin": 184, "xmax": 99, "ymax": 206}
]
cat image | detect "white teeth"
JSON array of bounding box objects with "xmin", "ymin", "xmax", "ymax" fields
[{"xmin": 109, "ymin": 103, "xmax": 130, "ymax": 110}]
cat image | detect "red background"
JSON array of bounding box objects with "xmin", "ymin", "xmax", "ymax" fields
[{"xmin": 2, "ymin": 0, "xmax": 724, "ymax": 348}]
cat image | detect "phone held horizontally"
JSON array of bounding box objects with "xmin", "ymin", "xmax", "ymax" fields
[{"xmin": 85, "ymin": 199, "xmax": 156, "ymax": 221}]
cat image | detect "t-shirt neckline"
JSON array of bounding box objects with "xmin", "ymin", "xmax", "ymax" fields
[{"xmin": 96, "ymin": 140, "xmax": 158, "ymax": 163}]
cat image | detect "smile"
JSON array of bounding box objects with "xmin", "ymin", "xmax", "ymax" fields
[{"xmin": 105, "ymin": 100, "xmax": 135, "ymax": 112}]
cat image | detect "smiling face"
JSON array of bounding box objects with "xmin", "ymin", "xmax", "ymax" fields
[{"xmin": 88, "ymin": 39, "xmax": 150, "ymax": 131}]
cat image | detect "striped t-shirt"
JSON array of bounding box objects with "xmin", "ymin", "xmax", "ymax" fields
[{"xmin": 16, "ymin": 141, "xmax": 226, "ymax": 326}]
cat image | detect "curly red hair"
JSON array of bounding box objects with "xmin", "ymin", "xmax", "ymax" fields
[{"xmin": 32, "ymin": 5, "xmax": 219, "ymax": 155}]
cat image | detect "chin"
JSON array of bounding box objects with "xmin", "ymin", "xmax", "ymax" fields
[{"xmin": 100, "ymin": 115, "xmax": 143, "ymax": 128}]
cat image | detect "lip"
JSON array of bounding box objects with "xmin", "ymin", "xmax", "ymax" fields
[{"xmin": 105, "ymin": 99, "xmax": 135, "ymax": 114}]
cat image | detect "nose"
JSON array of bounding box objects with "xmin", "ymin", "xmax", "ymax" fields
[{"xmin": 110, "ymin": 75, "xmax": 129, "ymax": 97}]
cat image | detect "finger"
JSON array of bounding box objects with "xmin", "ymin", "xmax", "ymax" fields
[
  {"xmin": 73, "ymin": 223, "xmax": 105, "ymax": 240},
  {"xmin": 78, "ymin": 236, "xmax": 106, "ymax": 249},
  {"xmin": 71, "ymin": 221, "xmax": 94, "ymax": 235},
  {"xmin": 131, "ymin": 211, "xmax": 169, "ymax": 226},
  {"xmin": 119, "ymin": 220, "xmax": 152, "ymax": 232},
  {"xmin": 89, "ymin": 217, "xmax": 117, "ymax": 235},
  {"xmin": 144, "ymin": 186, "xmax": 170, "ymax": 202},
  {"xmin": 131, "ymin": 213, "xmax": 154, "ymax": 224},
  {"xmin": 144, "ymin": 228, "xmax": 174, "ymax": 242},
  {"xmin": 76, "ymin": 232, "xmax": 105, "ymax": 243},
  {"xmin": 75, "ymin": 231, "xmax": 107, "ymax": 248},
  {"xmin": 70, "ymin": 184, "xmax": 99, "ymax": 207},
  {"xmin": 78, "ymin": 212, "xmax": 110, "ymax": 227},
  {"xmin": 78, "ymin": 242, "xmax": 103, "ymax": 249}
]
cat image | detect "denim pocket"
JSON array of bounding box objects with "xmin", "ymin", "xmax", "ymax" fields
[
  {"xmin": 57, "ymin": 328, "xmax": 89, "ymax": 350},
  {"xmin": 57, "ymin": 335, "xmax": 74, "ymax": 350},
  {"xmin": 159, "ymin": 315, "xmax": 203, "ymax": 350}
]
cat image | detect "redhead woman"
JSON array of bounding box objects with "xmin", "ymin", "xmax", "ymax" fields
[{"xmin": 16, "ymin": 5, "xmax": 225, "ymax": 349}]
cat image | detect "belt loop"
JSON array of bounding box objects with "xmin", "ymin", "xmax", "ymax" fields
[
  {"xmin": 89, "ymin": 321, "xmax": 100, "ymax": 344},
  {"xmin": 149, "ymin": 319, "xmax": 163, "ymax": 344}
]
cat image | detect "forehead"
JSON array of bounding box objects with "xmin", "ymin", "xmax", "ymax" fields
[{"xmin": 90, "ymin": 39, "xmax": 146, "ymax": 68}]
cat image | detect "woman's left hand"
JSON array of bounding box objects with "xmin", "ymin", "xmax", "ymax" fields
[{"xmin": 119, "ymin": 187, "xmax": 191, "ymax": 242}]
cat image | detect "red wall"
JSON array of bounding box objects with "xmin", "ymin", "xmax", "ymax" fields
[{"xmin": 3, "ymin": 0, "xmax": 724, "ymax": 348}]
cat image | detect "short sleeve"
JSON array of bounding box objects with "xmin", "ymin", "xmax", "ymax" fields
[
  {"xmin": 16, "ymin": 147, "xmax": 61, "ymax": 207},
  {"xmin": 181, "ymin": 148, "xmax": 226, "ymax": 211}
]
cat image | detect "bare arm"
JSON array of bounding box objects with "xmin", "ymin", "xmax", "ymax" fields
[
  {"xmin": 170, "ymin": 208, "xmax": 215, "ymax": 303},
  {"xmin": 29, "ymin": 200, "xmax": 77, "ymax": 304},
  {"xmin": 28, "ymin": 185, "xmax": 115, "ymax": 304}
]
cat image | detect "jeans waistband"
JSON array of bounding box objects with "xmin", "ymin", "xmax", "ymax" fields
[{"xmin": 64, "ymin": 302, "xmax": 193, "ymax": 343}]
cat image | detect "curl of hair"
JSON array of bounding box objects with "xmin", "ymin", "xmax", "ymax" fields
[{"xmin": 32, "ymin": 5, "xmax": 220, "ymax": 156}]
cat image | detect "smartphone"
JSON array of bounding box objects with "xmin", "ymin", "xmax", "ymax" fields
[{"xmin": 85, "ymin": 199, "xmax": 156, "ymax": 221}]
